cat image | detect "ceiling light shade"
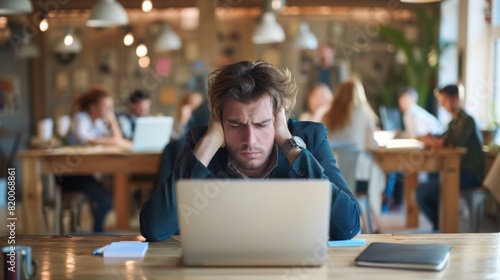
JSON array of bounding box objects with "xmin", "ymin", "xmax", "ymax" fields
[
  {"xmin": 293, "ymin": 22, "xmax": 318, "ymax": 50},
  {"xmin": 0, "ymin": 0, "xmax": 33, "ymax": 15},
  {"xmin": 17, "ymin": 37, "xmax": 39, "ymax": 59},
  {"xmin": 252, "ymin": 12, "xmax": 285, "ymax": 44},
  {"xmin": 54, "ymin": 29, "xmax": 82, "ymax": 54},
  {"xmin": 87, "ymin": 0, "xmax": 129, "ymax": 28},
  {"xmin": 154, "ymin": 24, "xmax": 181, "ymax": 52}
]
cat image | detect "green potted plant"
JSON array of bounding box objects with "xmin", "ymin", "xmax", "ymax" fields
[
  {"xmin": 379, "ymin": 7, "xmax": 453, "ymax": 109},
  {"xmin": 483, "ymin": 104, "xmax": 499, "ymax": 146}
]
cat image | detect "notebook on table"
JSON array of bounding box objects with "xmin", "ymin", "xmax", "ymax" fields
[
  {"xmin": 176, "ymin": 179, "xmax": 332, "ymax": 267},
  {"xmin": 384, "ymin": 139, "xmax": 425, "ymax": 150},
  {"xmin": 355, "ymin": 242, "xmax": 451, "ymax": 271},
  {"xmin": 131, "ymin": 116, "xmax": 174, "ymax": 152}
]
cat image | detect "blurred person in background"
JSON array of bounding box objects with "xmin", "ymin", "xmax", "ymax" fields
[
  {"xmin": 173, "ymin": 92, "xmax": 204, "ymax": 138},
  {"xmin": 417, "ymin": 85, "xmax": 484, "ymax": 231},
  {"xmin": 384, "ymin": 87, "xmax": 444, "ymax": 212},
  {"xmin": 323, "ymin": 80, "xmax": 385, "ymax": 229},
  {"xmin": 308, "ymin": 42, "xmax": 347, "ymax": 93},
  {"xmin": 398, "ymin": 87, "xmax": 442, "ymax": 138},
  {"xmin": 60, "ymin": 85, "xmax": 131, "ymax": 232},
  {"xmin": 117, "ymin": 88, "xmax": 152, "ymax": 140},
  {"xmin": 323, "ymin": 80, "xmax": 379, "ymax": 151},
  {"xmin": 298, "ymin": 83, "xmax": 333, "ymax": 123}
]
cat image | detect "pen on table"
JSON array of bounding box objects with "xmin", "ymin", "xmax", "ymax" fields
[{"xmin": 93, "ymin": 245, "xmax": 109, "ymax": 255}]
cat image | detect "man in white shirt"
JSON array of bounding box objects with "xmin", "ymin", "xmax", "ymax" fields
[
  {"xmin": 383, "ymin": 88, "xmax": 444, "ymax": 213},
  {"xmin": 398, "ymin": 88, "xmax": 443, "ymax": 137}
]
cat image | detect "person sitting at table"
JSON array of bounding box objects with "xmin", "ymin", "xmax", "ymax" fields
[
  {"xmin": 117, "ymin": 88, "xmax": 152, "ymax": 140},
  {"xmin": 298, "ymin": 83, "xmax": 333, "ymax": 123},
  {"xmin": 140, "ymin": 60, "xmax": 361, "ymax": 241},
  {"xmin": 322, "ymin": 80, "xmax": 386, "ymax": 229},
  {"xmin": 398, "ymin": 87, "xmax": 443, "ymax": 138},
  {"xmin": 322, "ymin": 80, "xmax": 379, "ymax": 150},
  {"xmin": 173, "ymin": 91, "xmax": 204, "ymax": 138},
  {"xmin": 58, "ymin": 85, "xmax": 131, "ymax": 232},
  {"xmin": 417, "ymin": 84, "xmax": 485, "ymax": 231},
  {"xmin": 384, "ymin": 87, "xmax": 445, "ymax": 212}
]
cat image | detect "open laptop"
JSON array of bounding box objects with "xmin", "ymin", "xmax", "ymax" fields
[
  {"xmin": 176, "ymin": 179, "xmax": 332, "ymax": 267},
  {"xmin": 131, "ymin": 116, "xmax": 174, "ymax": 152}
]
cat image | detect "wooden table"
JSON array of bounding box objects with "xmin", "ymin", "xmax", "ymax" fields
[
  {"xmin": 371, "ymin": 148, "xmax": 466, "ymax": 233},
  {"xmin": 1, "ymin": 233, "xmax": 498, "ymax": 279},
  {"xmin": 17, "ymin": 147, "xmax": 161, "ymax": 234}
]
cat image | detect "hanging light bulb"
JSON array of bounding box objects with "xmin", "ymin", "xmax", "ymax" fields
[
  {"xmin": 55, "ymin": 28, "xmax": 82, "ymax": 54},
  {"xmin": 39, "ymin": 18, "xmax": 49, "ymax": 32},
  {"xmin": 64, "ymin": 33, "xmax": 74, "ymax": 46},
  {"xmin": 39, "ymin": 12, "xmax": 49, "ymax": 32},
  {"xmin": 142, "ymin": 0, "xmax": 152, "ymax": 12},
  {"xmin": 138, "ymin": 56, "xmax": 150, "ymax": 68},
  {"xmin": 136, "ymin": 42, "xmax": 148, "ymax": 57},
  {"xmin": 271, "ymin": 0, "xmax": 285, "ymax": 11},
  {"xmin": 123, "ymin": 32, "xmax": 134, "ymax": 46},
  {"xmin": 123, "ymin": 27, "xmax": 134, "ymax": 46}
]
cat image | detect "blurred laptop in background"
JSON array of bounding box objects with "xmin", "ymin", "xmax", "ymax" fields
[{"xmin": 131, "ymin": 116, "xmax": 174, "ymax": 152}]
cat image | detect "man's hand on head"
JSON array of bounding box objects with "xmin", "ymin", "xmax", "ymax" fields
[
  {"xmin": 193, "ymin": 114, "xmax": 225, "ymax": 168},
  {"xmin": 206, "ymin": 114, "xmax": 225, "ymax": 148},
  {"xmin": 274, "ymin": 109, "xmax": 292, "ymax": 148}
]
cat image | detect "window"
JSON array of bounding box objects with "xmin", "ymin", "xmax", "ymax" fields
[
  {"xmin": 494, "ymin": 40, "xmax": 500, "ymax": 123},
  {"xmin": 492, "ymin": 1, "xmax": 500, "ymax": 144}
]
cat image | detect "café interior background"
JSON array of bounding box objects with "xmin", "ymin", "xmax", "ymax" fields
[{"xmin": 0, "ymin": 0, "xmax": 498, "ymax": 179}]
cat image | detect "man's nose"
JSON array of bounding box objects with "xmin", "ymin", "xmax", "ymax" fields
[{"xmin": 242, "ymin": 125, "xmax": 256, "ymax": 145}]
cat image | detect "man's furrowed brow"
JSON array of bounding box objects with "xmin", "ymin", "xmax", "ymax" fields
[
  {"xmin": 225, "ymin": 118, "xmax": 272, "ymax": 125},
  {"xmin": 255, "ymin": 119, "xmax": 273, "ymax": 125},
  {"xmin": 226, "ymin": 119, "xmax": 243, "ymax": 124}
]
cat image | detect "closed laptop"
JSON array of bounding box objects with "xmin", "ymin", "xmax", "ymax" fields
[{"xmin": 176, "ymin": 179, "xmax": 332, "ymax": 267}]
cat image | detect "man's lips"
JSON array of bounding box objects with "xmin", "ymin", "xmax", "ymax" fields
[{"xmin": 240, "ymin": 151, "xmax": 260, "ymax": 156}]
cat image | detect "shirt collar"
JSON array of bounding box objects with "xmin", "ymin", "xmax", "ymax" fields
[{"xmin": 227, "ymin": 144, "xmax": 279, "ymax": 179}]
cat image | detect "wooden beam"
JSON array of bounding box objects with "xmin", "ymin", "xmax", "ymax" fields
[{"xmin": 29, "ymin": 0, "xmax": 434, "ymax": 11}]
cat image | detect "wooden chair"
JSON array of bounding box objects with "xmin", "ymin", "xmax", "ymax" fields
[
  {"xmin": 461, "ymin": 153, "xmax": 500, "ymax": 232},
  {"xmin": 334, "ymin": 147, "xmax": 380, "ymax": 233},
  {"xmin": 129, "ymin": 175, "xmax": 155, "ymax": 207},
  {"xmin": 43, "ymin": 176, "xmax": 89, "ymax": 234}
]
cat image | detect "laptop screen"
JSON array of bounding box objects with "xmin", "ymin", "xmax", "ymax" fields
[
  {"xmin": 131, "ymin": 116, "xmax": 174, "ymax": 152},
  {"xmin": 176, "ymin": 179, "xmax": 332, "ymax": 266}
]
